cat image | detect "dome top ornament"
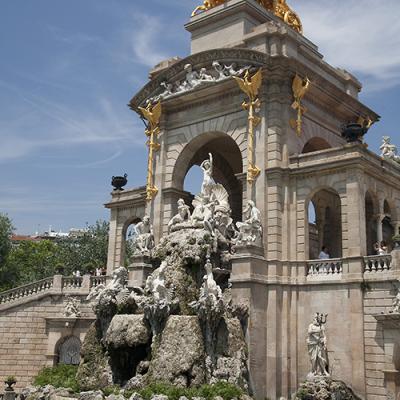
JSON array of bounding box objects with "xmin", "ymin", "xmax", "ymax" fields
[{"xmin": 192, "ymin": 0, "xmax": 303, "ymax": 34}]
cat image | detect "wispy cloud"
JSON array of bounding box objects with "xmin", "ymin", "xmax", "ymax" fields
[{"xmin": 292, "ymin": 0, "xmax": 400, "ymax": 91}]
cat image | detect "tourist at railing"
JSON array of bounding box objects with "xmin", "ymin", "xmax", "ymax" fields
[
  {"xmin": 318, "ymin": 246, "xmax": 330, "ymax": 260},
  {"xmin": 374, "ymin": 241, "xmax": 388, "ymax": 255}
]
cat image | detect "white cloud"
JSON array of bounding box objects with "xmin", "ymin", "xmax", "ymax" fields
[{"xmin": 291, "ymin": 0, "xmax": 400, "ymax": 91}]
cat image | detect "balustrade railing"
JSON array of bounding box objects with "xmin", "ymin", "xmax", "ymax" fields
[
  {"xmin": 307, "ymin": 259, "xmax": 343, "ymax": 276},
  {"xmin": 90, "ymin": 276, "xmax": 107, "ymax": 288},
  {"xmin": 363, "ymin": 255, "xmax": 392, "ymax": 273},
  {"xmin": 0, "ymin": 277, "xmax": 54, "ymax": 304},
  {"xmin": 62, "ymin": 276, "xmax": 83, "ymax": 289}
]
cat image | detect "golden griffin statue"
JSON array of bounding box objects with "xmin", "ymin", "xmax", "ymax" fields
[
  {"xmin": 290, "ymin": 74, "xmax": 310, "ymax": 136},
  {"xmin": 192, "ymin": 0, "xmax": 303, "ymax": 34},
  {"xmin": 233, "ymin": 69, "xmax": 263, "ymax": 184},
  {"xmin": 139, "ymin": 101, "xmax": 162, "ymax": 201}
]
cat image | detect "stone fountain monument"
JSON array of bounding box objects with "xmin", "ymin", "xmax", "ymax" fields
[{"xmin": 78, "ymin": 157, "xmax": 258, "ymax": 391}]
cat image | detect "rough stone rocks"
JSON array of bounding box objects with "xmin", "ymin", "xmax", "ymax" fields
[
  {"xmin": 127, "ymin": 394, "xmax": 143, "ymax": 400},
  {"xmin": 105, "ymin": 315, "xmax": 150, "ymax": 349},
  {"xmin": 78, "ymin": 391, "xmax": 104, "ymax": 400},
  {"xmin": 76, "ymin": 323, "xmax": 113, "ymax": 391},
  {"xmin": 148, "ymin": 315, "xmax": 206, "ymax": 386},
  {"xmin": 294, "ymin": 378, "xmax": 362, "ymax": 400}
]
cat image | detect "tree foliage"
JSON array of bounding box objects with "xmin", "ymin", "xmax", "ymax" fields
[{"xmin": 0, "ymin": 219, "xmax": 109, "ymax": 292}]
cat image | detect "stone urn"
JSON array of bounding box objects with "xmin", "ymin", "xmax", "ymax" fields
[
  {"xmin": 4, "ymin": 376, "xmax": 16, "ymax": 391},
  {"xmin": 111, "ymin": 174, "xmax": 128, "ymax": 191},
  {"xmin": 341, "ymin": 123, "xmax": 369, "ymax": 143}
]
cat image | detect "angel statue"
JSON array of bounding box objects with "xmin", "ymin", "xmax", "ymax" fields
[
  {"xmin": 200, "ymin": 153, "xmax": 215, "ymax": 199},
  {"xmin": 380, "ymin": 136, "xmax": 400, "ymax": 163}
]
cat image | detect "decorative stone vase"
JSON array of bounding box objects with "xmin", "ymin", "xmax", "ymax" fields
[
  {"xmin": 4, "ymin": 377, "xmax": 16, "ymax": 391},
  {"xmin": 111, "ymin": 174, "xmax": 128, "ymax": 191},
  {"xmin": 341, "ymin": 123, "xmax": 368, "ymax": 143}
]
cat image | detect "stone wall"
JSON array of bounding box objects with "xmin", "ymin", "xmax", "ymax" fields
[{"xmin": 0, "ymin": 276, "xmax": 97, "ymax": 389}]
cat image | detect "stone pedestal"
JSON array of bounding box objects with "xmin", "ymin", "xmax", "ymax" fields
[
  {"xmin": 127, "ymin": 255, "xmax": 154, "ymax": 288},
  {"xmin": 3, "ymin": 390, "xmax": 16, "ymax": 400},
  {"xmin": 230, "ymin": 245, "xmax": 267, "ymax": 399},
  {"xmin": 391, "ymin": 249, "xmax": 400, "ymax": 271}
]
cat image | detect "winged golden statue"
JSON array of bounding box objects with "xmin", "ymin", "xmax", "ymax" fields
[
  {"xmin": 233, "ymin": 68, "xmax": 263, "ymax": 102},
  {"xmin": 291, "ymin": 75, "xmax": 310, "ymax": 110},
  {"xmin": 138, "ymin": 101, "xmax": 162, "ymax": 135}
]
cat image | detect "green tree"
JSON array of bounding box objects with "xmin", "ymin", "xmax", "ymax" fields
[
  {"xmin": 4, "ymin": 240, "xmax": 62, "ymax": 289},
  {"xmin": 57, "ymin": 220, "xmax": 109, "ymax": 275},
  {"xmin": 0, "ymin": 213, "xmax": 14, "ymax": 290}
]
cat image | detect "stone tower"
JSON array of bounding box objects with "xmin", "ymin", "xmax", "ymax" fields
[{"xmin": 106, "ymin": 1, "xmax": 400, "ymax": 399}]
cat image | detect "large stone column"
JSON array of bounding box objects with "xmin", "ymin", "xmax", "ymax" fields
[{"xmin": 230, "ymin": 245, "xmax": 267, "ymax": 400}]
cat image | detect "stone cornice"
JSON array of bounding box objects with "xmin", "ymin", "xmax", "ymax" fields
[{"xmin": 104, "ymin": 186, "xmax": 147, "ymax": 210}]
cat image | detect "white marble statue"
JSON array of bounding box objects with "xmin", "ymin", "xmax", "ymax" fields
[
  {"xmin": 145, "ymin": 261, "xmax": 169, "ymax": 303},
  {"xmin": 380, "ymin": 136, "xmax": 400, "ymax": 163},
  {"xmin": 307, "ymin": 313, "xmax": 330, "ymax": 379},
  {"xmin": 200, "ymin": 258, "xmax": 222, "ymax": 301},
  {"xmin": 391, "ymin": 288, "xmax": 400, "ymax": 313},
  {"xmin": 147, "ymin": 61, "xmax": 254, "ymax": 104},
  {"xmin": 133, "ymin": 216, "xmax": 155, "ymax": 255},
  {"xmin": 200, "ymin": 153, "xmax": 215, "ymax": 199},
  {"xmin": 235, "ymin": 200, "xmax": 263, "ymax": 245},
  {"xmin": 64, "ymin": 296, "xmax": 81, "ymax": 318},
  {"xmin": 168, "ymin": 198, "xmax": 191, "ymax": 232}
]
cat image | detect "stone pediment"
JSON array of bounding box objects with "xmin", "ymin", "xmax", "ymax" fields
[{"xmin": 129, "ymin": 48, "xmax": 267, "ymax": 111}]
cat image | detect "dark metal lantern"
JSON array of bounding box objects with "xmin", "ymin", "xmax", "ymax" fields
[
  {"xmin": 111, "ymin": 174, "xmax": 128, "ymax": 191},
  {"xmin": 341, "ymin": 123, "xmax": 369, "ymax": 143}
]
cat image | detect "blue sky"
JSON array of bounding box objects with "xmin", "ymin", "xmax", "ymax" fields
[{"xmin": 1, "ymin": 0, "xmax": 399, "ymax": 234}]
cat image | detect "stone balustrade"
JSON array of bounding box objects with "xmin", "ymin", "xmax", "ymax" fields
[
  {"xmin": 307, "ymin": 259, "xmax": 343, "ymax": 276},
  {"xmin": 363, "ymin": 254, "xmax": 392, "ymax": 273},
  {"xmin": 0, "ymin": 274, "xmax": 109, "ymax": 307},
  {"xmin": 0, "ymin": 277, "xmax": 54, "ymax": 304}
]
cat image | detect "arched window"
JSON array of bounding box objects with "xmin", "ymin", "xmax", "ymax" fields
[
  {"xmin": 123, "ymin": 218, "xmax": 142, "ymax": 266},
  {"xmin": 58, "ymin": 336, "xmax": 81, "ymax": 365},
  {"xmin": 302, "ymin": 138, "xmax": 331, "ymax": 154},
  {"xmin": 308, "ymin": 188, "xmax": 343, "ymax": 259}
]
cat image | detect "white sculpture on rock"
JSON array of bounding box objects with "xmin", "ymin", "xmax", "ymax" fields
[
  {"xmin": 64, "ymin": 296, "xmax": 81, "ymax": 318},
  {"xmin": 168, "ymin": 198, "xmax": 191, "ymax": 233},
  {"xmin": 307, "ymin": 313, "xmax": 330, "ymax": 379},
  {"xmin": 132, "ymin": 216, "xmax": 155, "ymax": 255},
  {"xmin": 201, "ymin": 258, "xmax": 222, "ymax": 301},
  {"xmin": 235, "ymin": 200, "xmax": 263, "ymax": 246},
  {"xmin": 201, "ymin": 153, "xmax": 215, "ymax": 199},
  {"xmin": 145, "ymin": 261, "xmax": 170, "ymax": 304},
  {"xmin": 380, "ymin": 136, "xmax": 400, "ymax": 163}
]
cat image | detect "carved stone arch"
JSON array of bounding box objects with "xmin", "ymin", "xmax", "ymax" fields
[
  {"xmin": 172, "ymin": 131, "xmax": 244, "ymax": 221},
  {"xmin": 56, "ymin": 335, "xmax": 81, "ymax": 365}
]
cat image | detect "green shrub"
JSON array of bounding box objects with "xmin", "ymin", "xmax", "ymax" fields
[
  {"xmin": 103, "ymin": 386, "xmax": 121, "ymax": 396},
  {"xmin": 137, "ymin": 381, "xmax": 244, "ymax": 400},
  {"xmin": 34, "ymin": 364, "xmax": 79, "ymax": 392}
]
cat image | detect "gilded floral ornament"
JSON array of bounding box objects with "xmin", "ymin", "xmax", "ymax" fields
[
  {"xmin": 138, "ymin": 101, "xmax": 162, "ymax": 201},
  {"xmin": 192, "ymin": 0, "xmax": 303, "ymax": 34},
  {"xmin": 290, "ymin": 74, "xmax": 310, "ymax": 137},
  {"xmin": 233, "ymin": 69, "xmax": 263, "ymax": 184}
]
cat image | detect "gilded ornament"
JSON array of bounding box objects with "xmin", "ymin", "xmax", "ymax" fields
[
  {"xmin": 290, "ymin": 74, "xmax": 310, "ymax": 137},
  {"xmin": 139, "ymin": 101, "xmax": 162, "ymax": 201},
  {"xmin": 233, "ymin": 69, "xmax": 263, "ymax": 184},
  {"xmin": 191, "ymin": 0, "xmax": 303, "ymax": 34}
]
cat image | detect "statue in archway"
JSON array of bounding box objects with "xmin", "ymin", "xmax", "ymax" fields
[
  {"xmin": 200, "ymin": 153, "xmax": 215, "ymax": 199},
  {"xmin": 307, "ymin": 313, "xmax": 330, "ymax": 379},
  {"xmin": 235, "ymin": 200, "xmax": 263, "ymax": 245},
  {"xmin": 133, "ymin": 215, "xmax": 155, "ymax": 255}
]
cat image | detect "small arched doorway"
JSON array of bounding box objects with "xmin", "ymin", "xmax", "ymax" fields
[
  {"xmin": 57, "ymin": 336, "xmax": 81, "ymax": 365},
  {"xmin": 173, "ymin": 132, "xmax": 244, "ymax": 222},
  {"xmin": 307, "ymin": 188, "xmax": 343, "ymax": 259}
]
